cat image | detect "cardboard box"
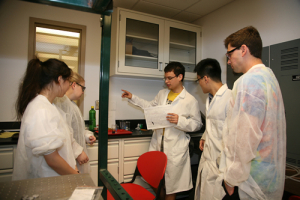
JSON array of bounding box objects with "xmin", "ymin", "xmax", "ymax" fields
[{"xmin": 125, "ymin": 42, "xmax": 132, "ymax": 55}]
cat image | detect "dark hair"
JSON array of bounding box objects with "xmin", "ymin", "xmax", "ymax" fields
[
  {"xmin": 224, "ymin": 26, "xmax": 262, "ymax": 59},
  {"xmin": 16, "ymin": 58, "xmax": 72, "ymax": 120},
  {"xmin": 164, "ymin": 62, "xmax": 185, "ymax": 82},
  {"xmin": 194, "ymin": 58, "xmax": 222, "ymax": 82}
]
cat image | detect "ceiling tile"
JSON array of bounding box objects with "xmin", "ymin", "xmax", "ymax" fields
[
  {"xmin": 172, "ymin": 11, "xmax": 203, "ymax": 23},
  {"xmin": 142, "ymin": 0, "xmax": 200, "ymax": 10},
  {"xmin": 113, "ymin": 0, "xmax": 139, "ymax": 9},
  {"xmin": 186, "ymin": 0, "xmax": 234, "ymax": 16},
  {"xmin": 132, "ymin": 1, "xmax": 181, "ymax": 19}
]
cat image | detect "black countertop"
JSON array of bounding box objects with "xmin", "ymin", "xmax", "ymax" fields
[{"xmin": 0, "ymin": 128, "xmax": 204, "ymax": 146}]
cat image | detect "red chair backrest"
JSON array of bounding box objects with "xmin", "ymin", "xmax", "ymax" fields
[
  {"xmin": 289, "ymin": 196, "xmax": 300, "ymax": 200},
  {"xmin": 137, "ymin": 151, "xmax": 167, "ymax": 188}
]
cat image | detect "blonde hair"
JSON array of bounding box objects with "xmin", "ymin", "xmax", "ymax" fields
[{"xmin": 69, "ymin": 72, "xmax": 84, "ymax": 83}]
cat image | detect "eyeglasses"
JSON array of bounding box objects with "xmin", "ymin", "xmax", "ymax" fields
[
  {"xmin": 226, "ymin": 45, "xmax": 241, "ymax": 59},
  {"xmin": 76, "ymin": 82, "xmax": 86, "ymax": 92},
  {"xmin": 163, "ymin": 76, "xmax": 177, "ymax": 81},
  {"xmin": 195, "ymin": 76, "xmax": 204, "ymax": 83}
]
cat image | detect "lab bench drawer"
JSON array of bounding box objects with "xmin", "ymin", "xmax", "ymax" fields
[
  {"xmin": 0, "ymin": 169, "xmax": 13, "ymax": 182},
  {"xmin": 0, "ymin": 147, "xmax": 14, "ymax": 170},
  {"xmin": 87, "ymin": 141, "xmax": 119, "ymax": 161},
  {"xmin": 123, "ymin": 157, "xmax": 138, "ymax": 176},
  {"xmin": 123, "ymin": 139, "xmax": 150, "ymax": 158}
]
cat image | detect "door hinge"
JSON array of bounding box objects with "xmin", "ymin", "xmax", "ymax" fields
[{"xmin": 118, "ymin": 61, "xmax": 119, "ymax": 68}]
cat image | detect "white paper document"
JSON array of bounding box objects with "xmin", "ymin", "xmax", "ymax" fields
[{"xmin": 144, "ymin": 105, "xmax": 175, "ymax": 130}]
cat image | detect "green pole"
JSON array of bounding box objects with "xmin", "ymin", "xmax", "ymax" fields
[{"xmin": 98, "ymin": 14, "xmax": 111, "ymax": 189}]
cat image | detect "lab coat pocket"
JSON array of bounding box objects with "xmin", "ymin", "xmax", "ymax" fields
[
  {"xmin": 211, "ymin": 119, "xmax": 224, "ymax": 139},
  {"xmin": 170, "ymin": 135, "xmax": 190, "ymax": 167}
]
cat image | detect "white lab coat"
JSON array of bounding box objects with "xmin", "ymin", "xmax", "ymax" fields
[
  {"xmin": 12, "ymin": 95, "xmax": 83, "ymax": 180},
  {"xmin": 214, "ymin": 64, "xmax": 286, "ymax": 200},
  {"xmin": 194, "ymin": 84, "xmax": 232, "ymax": 200},
  {"xmin": 54, "ymin": 95, "xmax": 94, "ymax": 174},
  {"xmin": 128, "ymin": 87, "xmax": 202, "ymax": 194}
]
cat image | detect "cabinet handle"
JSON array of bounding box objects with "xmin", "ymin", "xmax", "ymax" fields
[{"xmin": 159, "ymin": 62, "xmax": 163, "ymax": 71}]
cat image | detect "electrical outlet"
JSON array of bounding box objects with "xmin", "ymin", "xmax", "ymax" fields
[{"xmin": 95, "ymin": 100, "xmax": 99, "ymax": 110}]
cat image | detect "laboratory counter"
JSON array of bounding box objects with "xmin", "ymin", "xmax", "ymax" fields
[{"xmin": 0, "ymin": 129, "xmax": 204, "ymax": 146}]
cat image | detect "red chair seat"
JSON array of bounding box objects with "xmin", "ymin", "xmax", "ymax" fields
[{"xmin": 108, "ymin": 183, "xmax": 155, "ymax": 200}]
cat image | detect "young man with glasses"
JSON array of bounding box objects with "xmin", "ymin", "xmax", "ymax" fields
[
  {"xmin": 214, "ymin": 26, "xmax": 286, "ymax": 200},
  {"xmin": 193, "ymin": 58, "xmax": 232, "ymax": 200},
  {"xmin": 121, "ymin": 62, "xmax": 202, "ymax": 200}
]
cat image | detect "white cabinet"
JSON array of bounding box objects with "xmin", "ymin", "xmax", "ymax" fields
[
  {"xmin": 110, "ymin": 8, "xmax": 201, "ymax": 81},
  {"xmin": 87, "ymin": 140, "xmax": 120, "ymax": 186},
  {"xmin": 86, "ymin": 137, "xmax": 151, "ymax": 185},
  {"xmin": 0, "ymin": 146, "xmax": 15, "ymax": 182},
  {"xmin": 122, "ymin": 138, "xmax": 151, "ymax": 182}
]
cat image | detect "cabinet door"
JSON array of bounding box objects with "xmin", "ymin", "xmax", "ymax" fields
[
  {"xmin": 118, "ymin": 10, "xmax": 165, "ymax": 76},
  {"xmin": 164, "ymin": 21, "xmax": 201, "ymax": 80}
]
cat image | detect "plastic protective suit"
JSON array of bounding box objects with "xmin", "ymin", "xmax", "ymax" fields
[
  {"xmin": 214, "ymin": 64, "xmax": 286, "ymax": 200},
  {"xmin": 128, "ymin": 87, "xmax": 202, "ymax": 194},
  {"xmin": 54, "ymin": 95, "xmax": 93, "ymax": 174},
  {"xmin": 194, "ymin": 84, "xmax": 232, "ymax": 200},
  {"xmin": 12, "ymin": 95, "xmax": 83, "ymax": 180}
]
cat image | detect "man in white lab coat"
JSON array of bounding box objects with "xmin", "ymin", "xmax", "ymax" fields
[
  {"xmin": 214, "ymin": 26, "xmax": 286, "ymax": 200},
  {"xmin": 193, "ymin": 58, "xmax": 232, "ymax": 200},
  {"xmin": 121, "ymin": 62, "xmax": 201, "ymax": 200}
]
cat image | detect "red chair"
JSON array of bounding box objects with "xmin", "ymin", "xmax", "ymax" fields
[
  {"xmin": 289, "ymin": 195, "xmax": 300, "ymax": 200},
  {"xmin": 108, "ymin": 151, "xmax": 167, "ymax": 200}
]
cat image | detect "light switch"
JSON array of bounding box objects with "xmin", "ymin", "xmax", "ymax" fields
[{"xmin": 95, "ymin": 100, "xmax": 99, "ymax": 110}]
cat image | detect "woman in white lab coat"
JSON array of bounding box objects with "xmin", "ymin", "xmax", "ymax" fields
[
  {"xmin": 122, "ymin": 62, "xmax": 202, "ymax": 198},
  {"xmin": 54, "ymin": 72, "xmax": 96, "ymax": 174},
  {"xmin": 13, "ymin": 58, "xmax": 88, "ymax": 180}
]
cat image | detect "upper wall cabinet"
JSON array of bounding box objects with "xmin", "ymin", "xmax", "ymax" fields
[{"xmin": 110, "ymin": 8, "xmax": 202, "ymax": 81}]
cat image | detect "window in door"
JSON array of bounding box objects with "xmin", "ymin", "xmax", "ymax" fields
[{"xmin": 28, "ymin": 18, "xmax": 86, "ymax": 111}]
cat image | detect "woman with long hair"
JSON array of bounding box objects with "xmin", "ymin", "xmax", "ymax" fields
[
  {"xmin": 13, "ymin": 58, "xmax": 88, "ymax": 180},
  {"xmin": 54, "ymin": 72, "xmax": 96, "ymax": 174}
]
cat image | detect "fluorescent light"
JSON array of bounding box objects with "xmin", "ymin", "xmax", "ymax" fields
[
  {"xmin": 36, "ymin": 27, "xmax": 80, "ymax": 38},
  {"xmin": 62, "ymin": 55, "xmax": 78, "ymax": 61},
  {"xmin": 37, "ymin": 53, "xmax": 59, "ymax": 59}
]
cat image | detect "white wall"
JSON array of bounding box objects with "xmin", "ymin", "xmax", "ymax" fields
[
  {"xmin": 194, "ymin": 0, "xmax": 300, "ymax": 82},
  {"xmin": 108, "ymin": 76, "xmax": 204, "ymax": 126},
  {"xmin": 1, "ymin": 0, "xmax": 300, "ymax": 123},
  {"xmin": 0, "ymin": 0, "xmax": 101, "ymax": 121}
]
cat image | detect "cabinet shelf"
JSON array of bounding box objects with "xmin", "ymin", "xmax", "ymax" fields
[
  {"xmin": 170, "ymin": 60, "xmax": 195, "ymax": 65},
  {"xmin": 126, "ymin": 54, "xmax": 158, "ymax": 61},
  {"xmin": 170, "ymin": 42, "xmax": 195, "ymax": 50},
  {"xmin": 127, "ymin": 34, "xmax": 158, "ymax": 45}
]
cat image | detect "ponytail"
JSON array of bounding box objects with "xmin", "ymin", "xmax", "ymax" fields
[{"xmin": 16, "ymin": 58, "xmax": 71, "ymax": 120}]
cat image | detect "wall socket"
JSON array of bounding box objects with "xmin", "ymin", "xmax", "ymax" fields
[{"xmin": 95, "ymin": 100, "xmax": 99, "ymax": 110}]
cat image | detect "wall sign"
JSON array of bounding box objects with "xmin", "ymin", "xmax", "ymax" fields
[{"xmin": 292, "ymin": 75, "xmax": 300, "ymax": 81}]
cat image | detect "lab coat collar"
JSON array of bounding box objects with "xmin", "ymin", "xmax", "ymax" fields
[
  {"xmin": 174, "ymin": 86, "xmax": 186, "ymax": 100},
  {"xmin": 206, "ymin": 84, "xmax": 229, "ymax": 113},
  {"xmin": 166, "ymin": 86, "xmax": 186, "ymax": 103},
  {"xmin": 215, "ymin": 84, "xmax": 229, "ymax": 97},
  {"xmin": 246, "ymin": 64, "xmax": 266, "ymax": 73}
]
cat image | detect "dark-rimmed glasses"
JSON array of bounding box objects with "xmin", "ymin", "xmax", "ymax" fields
[
  {"xmin": 195, "ymin": 76, "xmax": 204, "ymax": 83},
  {"xmin": 163, "ymin": 76, "xmax": 177, "ymax": 81},
  {"xmin": 76, "ymin": 82, "xmax": 86, "ymax": 92},
  {"xmin": 226, "ymin": 45, "xmax": 241, "ymax": 59}
]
